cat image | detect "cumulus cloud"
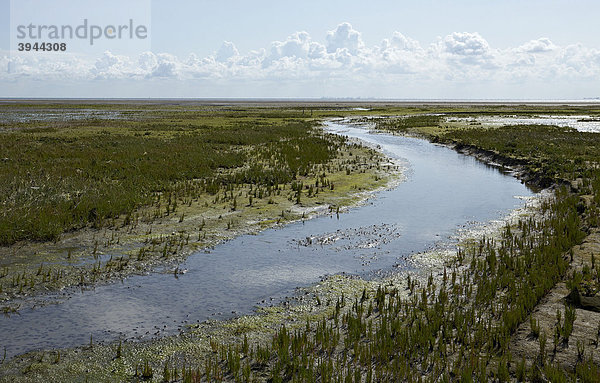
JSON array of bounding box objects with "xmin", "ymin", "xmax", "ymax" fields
[
  {"xmin": 442, "ymin": 32, "xmax": 490, "ymax": 56},
  {"xmin": 2, "ymin": 22, "xmax": 600, "ymax": 97},
  {"xmin": 519, "ymin": 38, "xmax": 556, "ymax": 53},
  {"xmin": 308, "ymin": 42, "xmax": 327, "ymax": 59},
  {"xmin": 150, "ymin": 61, "xmax": 176, "ymax": 78},
  {"xmin": 139, "ymin": 51, "xmax": 158, "ymax": 70},
  {"xmin": 91, "ymin": 51, "xmax": 138, "ymax": 79},
  {"xmin": 326, "ymin": 22, "xmax": 363, "ymax": 54},
  {"xmin": 389, "ymin": 32, "xmax": 420, "ymax": 51},
  {"xmin": 216, "ymin": 41, "xmax": 239, "ymax": 62},
  {"xmin": 558, "ymin": 44, "xmax": 600, "ymax": 77},
  {"xmin": 4, "ymin": 52, "xmax": 91, "ymax": 80},
  {"xmin": 434, "ymin": 31, "xmax": 499, "ymax": 70},
  {"xmin": 273, "ymin": 32, "xmax": 311, "ymax": 58}
]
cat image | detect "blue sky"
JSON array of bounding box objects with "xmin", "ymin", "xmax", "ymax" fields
[
  {"xmin": 147, "ymin": 0, "xmax": 600, "ymax": 55},
  {"xmin": 2, "ymin": 0, "xmax": 600, "ymax": 99}
]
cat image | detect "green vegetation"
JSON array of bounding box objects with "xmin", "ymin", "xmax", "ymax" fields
[
  {"xmin": 0, "ymin": 110, "xmax": 344, "ymax": 245},
  {"xmin": 189, "ymin": 114, "xmax": 600, "ymax": 381},
  {"xmin": 0, "ymin": 106, "xmax": 394, "ymax": 303},
  {"xmin": 2, "ymin": 104, "xmax": 600, "ymax": 382},
  {"xmin": 373, "ymin": 114, "xmax": 443, "ymax": 133},
  {"xmin": 175, "ymin": 186, "xmax": 593, "ymax": 382},
  {"xmin": 440, "ymin": 124, "xmax": 600, "ymax": 188}
]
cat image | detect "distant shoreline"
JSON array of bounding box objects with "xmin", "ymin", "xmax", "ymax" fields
[{"xmin": 1, "ymin": 98, "xmax": 600, "ymax": 106}]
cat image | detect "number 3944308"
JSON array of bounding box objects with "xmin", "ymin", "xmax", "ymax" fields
[{"xmin": 18, "ymin": 42, "xmax": 67, "ymax": 52}]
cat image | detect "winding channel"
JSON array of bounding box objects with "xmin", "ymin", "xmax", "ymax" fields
[{"xmin": 0, "ymin": 120, "xmax": 535, "ymax": 359}]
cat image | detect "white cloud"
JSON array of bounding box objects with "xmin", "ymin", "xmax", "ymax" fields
[
  {"xmin": 326, "ymin": 22, "xmax": 363, "ymax": 54},
  {"xmin": 275, "ymin": 32, "xmax": 311, "ymax": 58},
  {"xmin": 91, "ymin": 51, "xmax": 138, "ymax": 79},
  {"xmin": 264, "ymin": 31, "xmax": 315, "ymax": 68},
  {"xmin": 216, "ymin": 41, "xmax": 239, "ymax": 62},
  {"xmin": 3, "ymin": 52, "xmax": 91, "ymax": 81},
  {"xmin": 389, "ymin": 32, "xmax": 421, "ymax": 51},
  {"xmin": 557, "ymin": 44, "xmax": 600, "ymax": 78},
  {"xmin": 307, "ymin": 42, "xmax": 326, "ymax": 59},
  {"xmin": 519, "ymin": 38, "xmax": 556, "ymax": 53},
  {"xmin": 432, "ymin": 32, "xmax": 500, "ymax": 72},
  {"xmin": 150, "ymin": 61, "xmax": 176, "ymax": 78},
  {"xmin": 442, "ymin": 32, "xmax": 490, "ymax": 56},
  {"xmin": 139, "ymin": 51, "xmax": 158, "ymax": 70},
  {"xmin": 1, "ymin": 23, "xmax": 599, "ymax": 98}
]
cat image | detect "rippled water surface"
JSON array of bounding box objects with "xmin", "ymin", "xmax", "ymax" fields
[
  {"xmin": 447, "ymin": 115, "xmax": 600, "ymax": 132},
  {"xmin": 0, "ymin": 120, "xmax": 535, "ymax": 358},
  {"xmin": 0, "ymin": 109, "xmax": 133, "ymax": 124}
]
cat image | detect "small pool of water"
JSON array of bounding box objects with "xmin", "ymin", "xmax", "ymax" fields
[
  {"xmin": 0, "ymin": 109, "xmax": 130, "ymax": 124},
  {"xmin": 0, "ymin": 120, "xmax": 535, "ymax": 359},
  {"xmin": 447, "ymin": 115, "xmax": 600, "ymax": 133}
]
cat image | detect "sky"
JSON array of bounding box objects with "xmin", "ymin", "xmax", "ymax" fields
[{"xmin": 1, "ymin": 0, "xmax": 600, "ymax": 99}]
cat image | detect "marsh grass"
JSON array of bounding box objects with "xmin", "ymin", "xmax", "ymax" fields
[
  {"xmin": 196, "ymin": 187, "xmax": 588, "ymax": 382},
  {"xmin": 0, "ymin": 109, "xmax": 347, "ymax": 245},
  {"xmin": 374, "ymin": 114, "xmax": 442, "ymax": 133},
  {"xmin": 441, "ymin": 124, "xmax": 600, "ymax": 186},
  {"xmin": 0, "ymin": 105, "xmax": 394, "ymax": 303},
  {"xmin": 187, "ymin": 119, "xmax": 600, "ymax": 382},
  {"xmin": 3, "ymin": 107, "xmax": 600, "ymax": 381}
]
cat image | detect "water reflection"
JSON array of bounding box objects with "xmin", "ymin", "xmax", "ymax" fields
[{"xmin": 0, "ymin": 120, "xmax": 535, "ymax": 359}]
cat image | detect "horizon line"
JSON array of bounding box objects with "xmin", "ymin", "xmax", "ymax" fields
[{"xmin": 1, "ymin": 97, "xmax": 600, "ymax": 103}]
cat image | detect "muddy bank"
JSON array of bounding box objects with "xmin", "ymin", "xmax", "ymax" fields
[
  {"xmin": 441, "ymin": 140, "xmax": 562, "ymax": 190},
  {"xmin": 0, "ymin": 140, "xmax": 396, "ymax": 313},
  {"xmin": 510, "ymin": 229, "xmax": 600, "ymax": 373},
  {"xmin": 0, "ymin": 119, "xmax": 540, "ymax": 380},
  {"xmin": 0, "ymin": 190, "xmax": 546, "ymax": 382}
]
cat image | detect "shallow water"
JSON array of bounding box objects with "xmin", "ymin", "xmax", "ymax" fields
[
  {"xmin": 0, "ymin": 120, "xmax": 534, "ymax": 358},
  {"xmin": 447, "ymin": 115, "xmax": 600, "ymax": 133},
  {"xmin": 0, "ymin": 109, "xmax": 128, "ymax": 124}
]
